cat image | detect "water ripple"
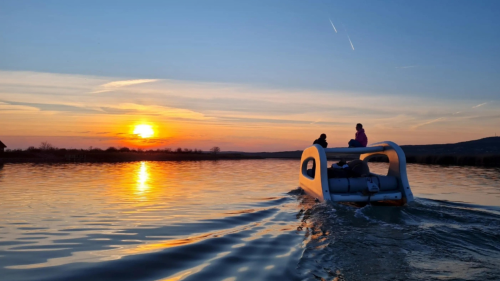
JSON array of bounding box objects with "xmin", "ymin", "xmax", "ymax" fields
[{"xmin": 0, "ymin": 161, "xmax": 499, "ymax": 280}]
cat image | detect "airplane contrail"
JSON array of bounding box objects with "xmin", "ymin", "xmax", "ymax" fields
[
  {"xmin": 329, "ymin": 18, "xmax": 337, "ymax": 33},
  {"xmin": 342, "ymin": 23, "xmax": 355, "ymax": 51},
  {"xmin": 346, "ymin": 34, "xmax": 355, "ymax": 50}
]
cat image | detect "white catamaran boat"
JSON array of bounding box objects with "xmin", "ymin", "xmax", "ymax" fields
[{"xmin": 299, "ymin": 141, "xmax": 414, "ymax": 205}]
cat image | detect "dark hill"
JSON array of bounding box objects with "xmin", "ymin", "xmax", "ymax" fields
[
  {"xmin": 401, "ymin": 137, "xmax": 500, "ymax": 156},
  {"xmin": 234, "ymin": 137, "xmax": 500, "ymax": 159}
]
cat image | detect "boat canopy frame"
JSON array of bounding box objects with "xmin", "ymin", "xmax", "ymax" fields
[{"xmin": 299, "ymin": 141, "xmax": 414, "ymax": 204}]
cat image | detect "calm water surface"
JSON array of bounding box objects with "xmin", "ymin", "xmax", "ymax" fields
[{"xmin": 0, "ymin": 160, "xmax": 499, "ymax": 281}]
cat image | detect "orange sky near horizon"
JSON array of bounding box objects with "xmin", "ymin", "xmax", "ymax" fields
[{"xmin": 0, "ymin": 71, "xmax": 497, "ymax": 152}]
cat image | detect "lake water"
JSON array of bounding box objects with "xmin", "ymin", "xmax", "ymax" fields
[{"xmin": 1, "ymin": 160, "xmax": 499, "ymax": 281}]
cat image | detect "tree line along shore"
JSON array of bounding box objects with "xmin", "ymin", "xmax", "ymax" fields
[
  {"xmin": 1, "ymin": 149, "xmax": 498, "ymax": 167},
  {"xmin": 0, "ymin": 143, "xmax": 262, "ymax": 163}
]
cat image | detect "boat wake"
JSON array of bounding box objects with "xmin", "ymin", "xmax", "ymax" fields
[{"xmin": 292, "ymin": 191, "xmax": 500, "ymax": 281}]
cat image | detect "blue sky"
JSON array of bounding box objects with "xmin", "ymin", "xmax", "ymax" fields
[
  {"xmin": 0, "ymin": 0, "xmax": 499, "ymax": 150},
  {"xmin": 2, "ymin": 0, "xmax": 499, "ymax": 97}
]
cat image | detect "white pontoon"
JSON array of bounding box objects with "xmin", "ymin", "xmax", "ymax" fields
[{"xmin": 299, "ymin": 141, "xmax": 414, "ymax": 205}]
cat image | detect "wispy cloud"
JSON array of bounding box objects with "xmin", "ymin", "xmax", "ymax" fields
[
  {"xmin": 1, "ymin": 100, "xmax": 97, "ymax": 113},
  {"xmin": 411, "ymin": 117, "xmax": 446, "ymax": 129},
  {"xmin": 467, "ymin": 114, "xmax": 500, "ymax": 121},
  {"xmin": 92, "ymin": 79, "xmax": 158, "ymax": 93},
  {"xmin": 100, "ymin": 79, "xmax": 158, "ymax": 88},
  {"xmin": 310, "ymin": 118, "xmax": 322, "ymax": 125},
  {"xmin": 0, "ymin": 102, "xmax": 39, "ymax": 112},
  {"xmin": 472, "ymin": 102, "xmax": 488, "ymax": 109},
  {"xmin": 329, "ymin": 18, "xmax": 337, "ymax": 33}
]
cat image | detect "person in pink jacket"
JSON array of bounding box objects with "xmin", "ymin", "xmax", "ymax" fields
[{"xmin": 348, "ymin": 123, "xmax": 368, "ymax": 147}]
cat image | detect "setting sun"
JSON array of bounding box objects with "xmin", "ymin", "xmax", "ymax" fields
[{"xmin": 133, "ymin": 124, "xmax": 154, "ymax": 138}]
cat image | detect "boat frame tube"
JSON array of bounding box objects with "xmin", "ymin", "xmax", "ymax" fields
[{"xmin": 299, "ymin": 141, "xmax": 414, "ymax": 204}]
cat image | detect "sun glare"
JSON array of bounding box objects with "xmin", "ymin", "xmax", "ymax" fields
[
  {"xmin": 137, "ymin": 162, "xmax": 149, "ymax": 193},
  {"xmin": 133, "ymin": 124, "xmax": 154, "ymax": 138}
]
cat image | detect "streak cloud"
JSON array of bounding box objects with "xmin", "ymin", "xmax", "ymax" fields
[
  {"xmin": 342, "ymin": 24, "xmax": 355, "ymax": 51},
  {"xmin": 472, "ymin": 102, "xmax": 488, "ymax": 109},
  {"xmin": 329, "ymin": 18, "xmax": 337, "ymax": 33}
]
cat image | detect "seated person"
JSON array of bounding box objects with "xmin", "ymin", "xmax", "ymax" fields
[
  {"xmin": 310, "ymin": 134, "xmax": 328, "ymax": 177},
  {"xmin": 313, "ymin": 133, "xmax": 328, "ymax": 148},
  {"xmin": 348, "ymin": 123, "xmax": 368, "ymax": 147}
]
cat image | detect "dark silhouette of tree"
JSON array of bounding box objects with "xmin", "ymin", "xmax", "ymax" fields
[
  {"xmin": 210, "ymin": 146, "xmax": 221, "ymax": 154},
  {"xmin": 119, "ymin": 147, "xmax": 130, "ymax": 152},
  {"xmin": 39, "ymin": 141, "xmax": 54, "ymax": 151},
  {"xmin": 106, "ymin": 147, "xmax": 118, "ymax": 152},
  {"xmin": 176, "ymin": 147, "xmax": 183, "ymax": 153}
]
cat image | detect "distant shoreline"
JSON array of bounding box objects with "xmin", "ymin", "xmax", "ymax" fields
[
  {"xmin": 1, "ymin": 152, "xmax": 499, "ymax": 167},
  {"xmin": 1, "ymin": 137, "xmax": 499, "ymax": 167},
  {"xmin": 0, "ymin": 151, "xmax": 263, "ymax": 164},
  {"xmin": 369, "ymin": 154, "xmax": 500, "ymax": 167},
  {"xmin": 233, "ymin": 137, "xmax": 500, "ymax": 167}
]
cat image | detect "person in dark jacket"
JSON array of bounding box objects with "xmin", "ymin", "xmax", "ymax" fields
[
  {"xmin": 313, "ymin": 133, "xmax": 328, "ymax": 148},
  {"xmin": 310, "ymin": 134, "xmax": 327, "ymax": 178}
]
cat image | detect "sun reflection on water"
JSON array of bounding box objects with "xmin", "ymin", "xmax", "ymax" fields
[{"xmin": 137, "ymin": 161, "xmax": 149, "ymax": 194}]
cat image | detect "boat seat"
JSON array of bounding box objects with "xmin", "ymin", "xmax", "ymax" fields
[
  {"xmin": 328, "ymin": 176, "xmax": 399, "ymax": 193},
  {"xmin": 327, "ymin": 159, "xmax": 370, "ymax": 178},
  {"xmin": 348, "ymin": 159, "xmax": 370, "ymax": 177}
]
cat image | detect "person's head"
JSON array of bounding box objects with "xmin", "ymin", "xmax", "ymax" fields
[
  {"xmin": 319, "ymin": 133, "xmax": 327, "ymax": 140},
  {"xmin": 356, "ymin": 123, "xmax": 363, "ymax": 131}
]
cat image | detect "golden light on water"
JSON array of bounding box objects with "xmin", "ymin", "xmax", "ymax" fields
[
  {"xmin": 137, "ymin": 162, "xmax": 149, "ymax": 193},
  {"xmin": 133, "ymin": 124, "xmax": 154, "ymax": 138}
]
